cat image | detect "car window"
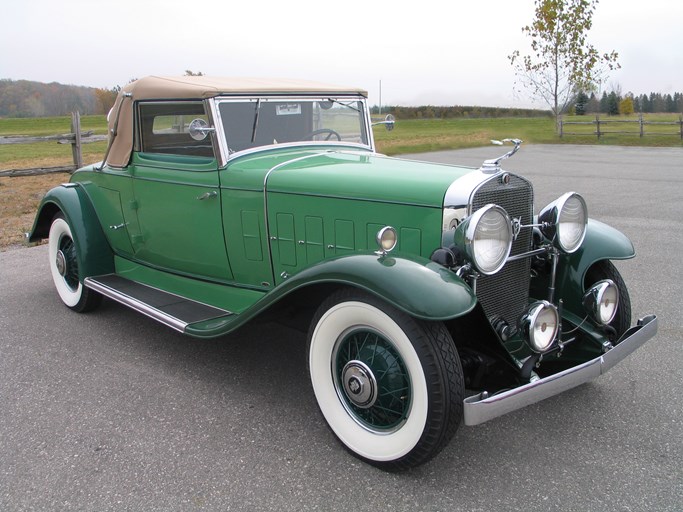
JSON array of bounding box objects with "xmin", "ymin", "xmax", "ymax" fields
[{"xmin": 137, "ymin": 102, "xmax": 215, "ymax": 159}]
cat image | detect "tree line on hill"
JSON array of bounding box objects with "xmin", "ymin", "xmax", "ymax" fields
[
  {"xmin": 1, "ymin": 78, "xmax": 681, "ymax": 120},
  {"xmin": 0, "ymin": 79, "xmax": 118, "ymax": 118},
  {"xmin": 573, "ymin": 91, "xmax": 683, "ymax": 116},
  {"xmin": 371, "ymin": 105, "xmax": 550, "ymax": 119}
]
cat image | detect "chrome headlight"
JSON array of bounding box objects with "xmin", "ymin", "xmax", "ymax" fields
[
  {"xmin": 539, "ymin": 192, "xmax": 587, "ymax": 253},
  {"xmin": 455, "ymin": 204, "xmax": 512, "ymax": 275},
  {"xmin": 520, "ymin": 301, "xmax": 559, "ymax": 352},
  {"xmin": 583, "ymin": 279, "xmax": 619, "ymax": 325}
]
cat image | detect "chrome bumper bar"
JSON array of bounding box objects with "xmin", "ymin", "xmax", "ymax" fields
[{"xmin": 463, "ymin": 315, "xmax": 658, "ymax": 426}]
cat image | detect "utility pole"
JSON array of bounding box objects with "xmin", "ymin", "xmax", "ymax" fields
[{"xmin": 379, "ymin": 80, "xmax": 382, "ymax": 115}]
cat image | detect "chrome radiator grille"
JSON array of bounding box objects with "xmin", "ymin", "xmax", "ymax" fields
[{"xmin": 471, "ymin": 173, "xmax": 534, "ymax": 327}]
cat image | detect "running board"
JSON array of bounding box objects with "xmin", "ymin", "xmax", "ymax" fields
[{"xmin": 84, "ymin": 274, "xmax": 233, "ymax": 333}]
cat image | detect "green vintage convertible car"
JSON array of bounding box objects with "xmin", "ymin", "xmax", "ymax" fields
[{"xmin": 29, "ymin": 76, "xmax": 657, "ymax": 470}]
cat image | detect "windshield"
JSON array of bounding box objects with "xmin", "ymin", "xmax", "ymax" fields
[{"xmin": 217, "ymin": 97, "xmax": 369, "ymax": 154}]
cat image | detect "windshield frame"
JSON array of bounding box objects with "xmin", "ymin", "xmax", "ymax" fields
[{"xmin": 210, "ymin": 94, "xmax": 374, "ymax": 165}]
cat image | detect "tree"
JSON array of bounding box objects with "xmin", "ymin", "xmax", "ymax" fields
[
  {"xmin": 665, "ymin": 94, "xmax": 676, "ymax": 113},
  {"xmin": 510, "ymin": 0, "xmax": 620, "ymax": 129},
  {"xmin": 94, "ymin": 87, "xmax": 118, "ymax": 114},
  {"xmin": 585, "ymin": 92, "xmax": 600, "ymax": 113},
  {"xmin": 619, "ymin": 95, "xmax": 634, "ymax": 115},
  {"xmin": 574, "ymin": 90, "xmax": 589, "ymax": 115},
  {"xmin": 600, "ymin": 91, "xmax": 609, "ymax": 113},
  {"xmin": 607, "ymin": 91, "xmax": 619, "ymax": 115}
]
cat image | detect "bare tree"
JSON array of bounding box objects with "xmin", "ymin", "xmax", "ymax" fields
[{"xmin": 510, "ymin": 0, "xmax": 619, "ymax": 129}]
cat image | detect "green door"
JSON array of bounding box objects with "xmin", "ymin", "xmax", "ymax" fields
[
  {"xmin": 130, "ymin": 153, "xmax": 233, "ymax": 281},
  {"xmin": 83, "ymin": 167, "xmax": 142, "ymax": 256}
]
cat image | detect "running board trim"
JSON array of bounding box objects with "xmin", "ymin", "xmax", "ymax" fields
[{"xmin": 84, "ymin": 274, "xmax": 233, "ymax": 333}]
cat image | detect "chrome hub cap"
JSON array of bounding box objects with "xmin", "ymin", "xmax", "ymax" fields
[
  {"xmin": 333, "ymin": 328, "xmax": 412, "ymax": 432},
  {"xmin": 55, "ymin": 250, "xmax": 67, "ymax": 277},
  {"xmin": 341, "ymin": 360, "xmax": 378, "ymax": 409}
]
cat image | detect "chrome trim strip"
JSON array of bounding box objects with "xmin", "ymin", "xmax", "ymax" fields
[
  {"xmin": 225, "ymin": 141, "xmax": 372, "ymax": 162},
  {"xmin": 262, "ymin": 152, "xmax": 325, "ymax": 285},
  {"xmin": 463, "ymin": 315, "xmax": 658, "ymax": 426},
  {"xmin": 443, "ymin": 169, "xmax": 498, "ymax": 210},
  {"xmin": 84, "ymin": 277, "xmax": 187, "ymax": 333},
  {"xmin": 207, "ymin": 98, "xmax": 228, "ymax": 167}
]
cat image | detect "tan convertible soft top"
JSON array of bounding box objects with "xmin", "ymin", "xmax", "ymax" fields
[{"xmin": 104, "ymin": 76, "xmax": 368, "ymax": 168}]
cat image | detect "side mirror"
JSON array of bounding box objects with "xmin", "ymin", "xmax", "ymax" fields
[
  {"xmin": 372, "ymin": 114, "xmax": 396, "ymax": 132},
  {"xmin": 384, "ymin": 114, "xmax": 395, "ymax": 132},
  {"xmin": 188, "ymin": 118, "xmax": 215, "ymax": 141}
]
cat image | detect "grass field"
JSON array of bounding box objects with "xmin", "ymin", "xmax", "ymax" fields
[
  {"xmin": 373, "ymin": 114, "xmax": 683, "ymax": 153},
  {"xmin": 1, "ymin": 113, "xmax": 681, "ymax": 250}
]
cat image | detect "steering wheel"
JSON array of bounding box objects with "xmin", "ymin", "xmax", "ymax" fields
[{"xmin": 303, "ymin": 129, "xmax": 341, "ymax": 141}]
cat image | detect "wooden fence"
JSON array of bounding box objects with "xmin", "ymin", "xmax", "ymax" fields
[
  {"xmin": 559, "ymin": 114, "xmax": 683, "ymax": 139},
  {"xmin": 0, "ymin": 112, "xmax": 108, "ymax": 177}
]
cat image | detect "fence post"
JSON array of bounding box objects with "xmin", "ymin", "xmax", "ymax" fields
[
  {"xmin": 639, "ymin": 113, "xmax": 644, "ymax": 138},
  {"xmin": 595, "ymin": 115, "xmax": 601, "ymax": 139},
  {"xmin": 680, "ymin": 115, "xmax": 682, "ymax": 140},
  {"xmin": 559, "ymin": 116, "xmax": 563, "ymax": 138},
  {"xmin": 70, "ymin": 111, "xmax": 82, "ymax": 170}
]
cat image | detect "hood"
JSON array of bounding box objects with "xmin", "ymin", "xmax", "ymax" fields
[{"xmin": 262, "ymin": 150, "xmax": 474, "ymax": 208}]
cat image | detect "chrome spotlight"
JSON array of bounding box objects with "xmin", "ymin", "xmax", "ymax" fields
[
  {"xmin": 375, "ymin": 226, "xmax": 397, "ymax": 255},
  {"xmin": 583, "ymin": 279, "xmax": 619, "ymax": 325},
  {"xmin": 520, "ymin": 301, "xmax": 559, "ymax": 353}
]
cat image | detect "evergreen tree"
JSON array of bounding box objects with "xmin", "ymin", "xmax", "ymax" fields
[
  {"xmin": 574, "ymin": 91, "xmax": 589, "ymax": 115},
  {"xmin": 586, "ymin": 92, "xmax": 600, "ymax": 113},
  {"xmin": 649, "ymin": 92, "xmax": 661, "ymax": 112},
  {"xmin": 665, "ymin": 94, "xmax": 676, "ymax": 113},
  {"xmin": 607, "ymin": 91, "xmax": 619, "ymax": 115},
  {"xmin": 633, "ymin": 95, "xmax": 641, "ymax": 113},
  {"xmin": 600, "ymin": 91, "xmax": 609, "ymax": 113}
]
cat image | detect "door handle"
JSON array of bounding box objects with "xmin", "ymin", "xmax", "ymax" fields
[{"xmin": 196, "ymin": 190, "xmax": 218, "ymax": 200}]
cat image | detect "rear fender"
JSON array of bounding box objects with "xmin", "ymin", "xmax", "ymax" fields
[{"xmin": 29, "ymin": 183, "xmax": 114, "ymax": 279}]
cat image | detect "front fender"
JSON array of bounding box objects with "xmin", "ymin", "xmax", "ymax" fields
[
  {"xmin": 185, "ymin": 253, "xmax": 477, "ymax": 338},
  {"xmin": 553, "ymin": 219, "xmax": 635, "ymax": 312},
  {"xmin": 29, "ymin": 183, "xmax": 114, "ymax": 279},
  {"xmin": 276, "ymin": 252, "xmax": 476, "ymax": 321}
]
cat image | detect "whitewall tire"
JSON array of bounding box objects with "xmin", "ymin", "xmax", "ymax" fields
[
  {"xmin": 307, "ymin": 289, "xmax": 463, "ymax": 470},
  {"xmin": 48, "ymin": 214, "xmax": 101, "ymax": 312}
]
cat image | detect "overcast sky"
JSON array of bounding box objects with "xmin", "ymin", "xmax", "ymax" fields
[{"xmin": 2, "ymin": 0, "xmax": 681, "ymax": 108}]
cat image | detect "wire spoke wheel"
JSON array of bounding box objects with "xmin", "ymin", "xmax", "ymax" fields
[
  {"xmin": 57, "ymin": 235, "xmax": 80, "ymax": 291},
  {"xmin": 48, "ymin": 213, "xmax": 102, "ymax": 313},
  {"xmin": 308, "ymin": 289, "xmax": 464, "ymax": 470},
  {"xmin": 334, "ymin": 329, "xmax": 411, "ymax": 432}
]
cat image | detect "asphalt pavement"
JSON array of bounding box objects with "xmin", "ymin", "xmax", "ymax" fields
[{"xmin": 1, "ymin": 144, "xmax": 681, "ymax": 511}]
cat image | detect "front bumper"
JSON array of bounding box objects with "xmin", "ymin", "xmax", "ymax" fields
[{"xmin": 463, "ymin": 314, "xmax": 658, "ymax": 426}]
